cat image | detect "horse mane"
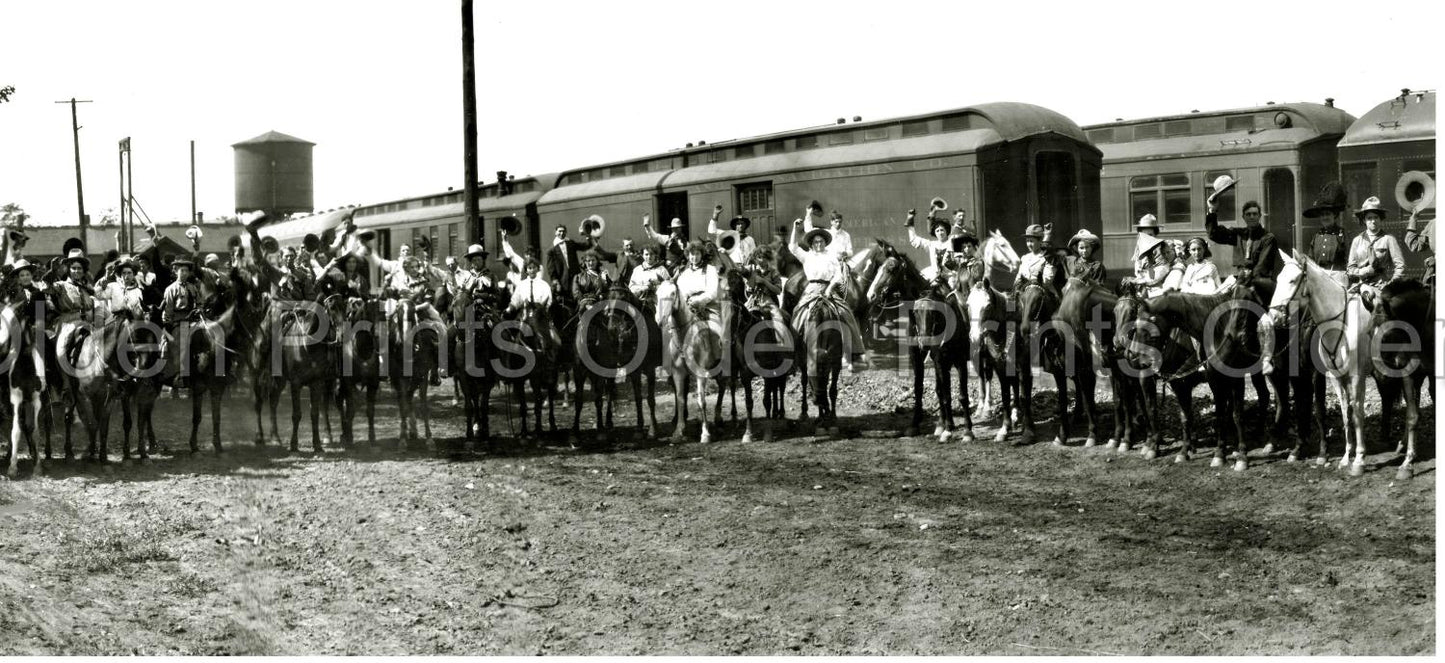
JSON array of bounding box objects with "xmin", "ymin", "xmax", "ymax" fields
[{"xmin": 1055, "ymin": 280, "xmax": 1118, "ymax": 330}]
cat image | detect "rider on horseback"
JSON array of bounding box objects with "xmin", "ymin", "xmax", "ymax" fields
[
  {"xmin": 905, "ymin": 209, "xmax": 957, "ymax": 289},
  {"xmin": 1064, "ymin": 229, "xmax": 1106, "ymax": 287},
  {"xmin": 1345, "ymin": 196, "xmax": 1405, "ymax": 309},
  {"xmin": 1011, "ymin": 223, "xmax": 1057, "ymax": 299},
  {"xmin": 673, "ymin": 243, "xmax": 721, "ymax": 321},
  {"xmin": 628, "ymin": 244, "xmax": 671, "ymax": 315},
  {"xmin": 572, "ymin": 249, "xmax": 612, "ymax": 311},
  {"xmin": 789, "ymin": 217, "xmax": 867, "ymax": 371},
  {"xmin": 739, "ymin": 245, "xmax": 785, "ymax": 326},
  {"xmin": 159, "ymin": 256, "xmax": 201, "ymax": 384}
]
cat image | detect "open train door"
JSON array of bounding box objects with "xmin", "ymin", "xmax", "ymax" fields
[
  {"xmin": 657, "ymin": 192, "xmax": 689, "ymax": 235},
  {"xmin": 1263, "ymin": 168, "xmax": 1297, "ymax": 250}
]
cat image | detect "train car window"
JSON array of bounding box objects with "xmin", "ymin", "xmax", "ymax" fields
[
  {"xmin": 1204, "ymin": 170, "xmax": 1237, "ymax": 221},
  {"xmin": 1134, "ymin": 124, "xmax": 1162, "ymax": 139},
  {"xmin": 1163, "ymin": 190, "xmax": 1191, "ymax": 224},
  {"xmin": 430, "ymin": 227, "xmax": 440, "ymax": 262},
  {"xmin": 707, "ymin": 150, "xmax": 729, "ymax": 164},
  {"xmin": 902, "ymin": 120, "xmax": 930, "ymax": 137},
  {"xmin": 863, "ymin": 128, "xmax": 890, "ymax": 142},
  {"xmin": 763, "ymin": 140, "xmax": 785, "ymax": 155},
  {"xmin": 1130, "ymin": 176, "xmax": 1158, "ymax": 189},
  {"xmin": 829, "ymin": 132, "xmax": 854, "ymax": 145},
  {"xmin": 1341, "ymin": 163, "xmax": 1378, "ymax": 215},
  {"xmin": 449, "ymin": 223, "xmax": 459, "ymax": 258},
  {"xmin": 941, "ymin": 113, "xmax": 971, "ymax": 132},
  {"xmin": 1164, "ymin": 120, "xmax": 1191, "ymax": 136},
  {"xmin": 1160, "ymin": 174, "xmax": 1189, "ymax": 187},
  {"xmin": 1130, "ymin": 192, "xmax": 1156, "ymax": 228},
  {"xmin": 795, "ymin": 135, "xmax": 819, "ymax": 150},
  {"xmin": 1225, "ymin": 115, "xmax": 1254, "ymax": 132},
  {"xmin": 1086, "ymin": 128, "xmax": 1114, "ymax": 144},
  {"xmin": 590, "ymin": 168, "xmax": 607, "ymax": 181},
  {"xmin": 609, "ymin": 165, "xmax": 628, "ymax": 178},
  {"xmin": 1130, "ymin": 173, "xmax": 1191, "ymax": 225},
  {"xmin": 734, "ymin": 144, "xmax": 755, "ymax": 159}
]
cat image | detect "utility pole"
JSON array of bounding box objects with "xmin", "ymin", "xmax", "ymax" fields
[
  {"xmin": 461, "ymin": 0, "xmax": 479, "ymax": 245},
  {"xmin": 190, "ymin": 140, "xmax": 197, "ymax": 224},
  {"xmin": 55, "ymin": 97, "xmax": 93, "ymax": 237},
  {"xmin": 118, "ymin": 138, "xmax": 129, "ymax": 252}
]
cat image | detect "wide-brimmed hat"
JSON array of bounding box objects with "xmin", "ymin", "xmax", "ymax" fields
[
  {"xmin": 1023, "ymin": 224, "xmax": 1047, "ymax": 239},
  {"xmin": 1133, "ymin": 233, "xmax": 1165, "ymax": 260},
  {"xmin": 1210, "ymin": 175, "xmax": 1238, "ymax": 199},
  {"xmin": 356, "ymin": 229, "xmax": 377, "ymax": 242},
  {"xmin": 950, "ymin": 229, "xmax": 979, "ymax": 251},
  {"xmin": 1353, "ymin": 196, "xmax": 1389, "ymax": 221},
  {"xmin": 240, "ymin": 210, "xmax": 269, "ymax": 230},
  {"xmin": 112, "ymin": 258, "xmax": 137, "ymax": 274},
  {"xmin": 204, "ymin": 253, "xmax": 222, "ymax": 268},
  {"xmin": 62, "ymin": 236, "xmax": 85, "ymax": 256},
  {"xmin": 170, "ymin": 256, "xmax": 195, "ymax": 270},
  {"xmin": 61, "ymin": 247, "xmax": 89, "ymax": 269},
  {"xmin": 260, "ymin": 236, "xmax": 280, "ymax": 254},
  {"xmin": 1067, "ymin": 228, "xmax": 1102, "ymax": 252},
  {"xmin": 9, "ymin": 259, "xmax": 36, "ymax": 276},
  {"xmin": 729, "ymin": 216, "xmax": 751, "ymax": 231},
  {"xmin": 1135, "ymin": 213, "xmax": 1159, "ymax": 230},
  {"xmin": 464, "ymin": 243, "xmax": 488, "ymax": 260},
  {"xmin": 1303, "ymin": 181, "xmax": 1348, "ymax": 219},
  {"xmin": 8, "ymin": 228, "xmax": 28, "ymax": 244},
  {"xmin": 803, "ymin": 228, "xmax": 833, "ymax": 247},
  {"xmin": 668, "ymin": 217, "xmax": 685, "ymax": 230},
  {"xmin": 1186, "ymin": 236, "xmax": 1212, "ymax": 259},
  {"xmin": 303, "ymin": 233, "xmax": 321, "ymax": 252}
]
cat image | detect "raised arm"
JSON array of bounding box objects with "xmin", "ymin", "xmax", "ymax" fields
[
  {"xmin": 640, "ymin": 214, "xmax": 670, "ymax": 245},
  {"xmin": 788, "ymin": 219, "xmax": 808, "ymax": 260},
  {"xmin": 706, "ymin": 204, "xmax": 723, "ymax": 237}
]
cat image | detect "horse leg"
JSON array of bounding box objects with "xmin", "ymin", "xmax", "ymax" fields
[
  {"xmin": 630, "ymin": 375, "xmax": 646, "ymax": 437},
  {"xmin": 96, "ymin": 392, "xmax": 113, "ymax": 463},
  {"xmin": 1376, "ymin": 375, "xmax": 1400, "ymax": 454},
  {"xmin": 956, "ymin": 353, "xmax": 975, "ymax": 443},
  {"xmin": 741, "ymin": 375, "xmax": 755, "ymax": 444},
  {"xmin": 514, "ymin": 381, "xmax": 529, "ymax": 440},
  {"xmin": 339, "ymin": 381, "xmax": 353, "ymax": 448},
  {"xmin": 1327, "ymin": 375, "xmax": 1352, "ymax": 471},
  {"xmin": 1347, "ymin": 374, "xmax": 1368, "ymax": 477},
  {"xmin": 1052, "ymin": 368, "xmax": 1069, "ymax": 446},
  {"xmin": 140, "ymin": 388, "xmax": 156, "ymax": 460},
  {"xmin": 419, "ymin": 383, "xmax": 433, "ymax": 449},
  {"xmin": 1079, "ymin": 369, "xmax": 1098, "ymax": 448},
  {"xmin": 592, "ymin": 377, "xmax": 607, "ymax": 444},
  {"xmin": 309, "ymin": 383, "xmax": 324, "ymax": 454},
  {"xmin": 366, "ymin": 382, "xmax": 379, "ymax": 446},
  {"xmin": 253, "ymin": 383, "xmax": 268, "ymax": 446},
  {"xmin": 1396, "ymin": 374, "xmax": 1420, "ymax": 480},
  {"xmin": 8, "ymin": 388, "xmax": 22, "ymax": 477},
  {"xmin": 907, "ymin": 348, "xmax": 925, "ymax": 436},
  {"xmin": 697, "ymin": 375, "xmax": 712, "ymax": 444},
  {"xmin": 798, "ymin": 364, "xmax": 810, "ymax": 425},
  {"xmin": 1170, "ymin": 379, "xmax": 1195, "ymax": 463},
  {"xmin": 26, "ymin": 392, "xmax": 43, "ymax": 477},
  {"xmin": 120, "ymin": 392, "xmax": 134, "ymax": 461},
  {"xmin": 289, "ymin": 382, "xmax": 303, "ymax": 453},
  {"xmin": 671, "ymin": 369, "xmax": 688, "ymax": 444},
  {"xmin": 974, "ymin": 356, "xmax": 993, "ymax": 420},
  {"xmin": 323, "ymin": 379, "xmax": 336, "ymax": 448},
  {"xmin": 1015, "ymin": 353, "xmax": 1035, "ymax": 446},
  {"xmin": 645, "ymin": 373, "xmax": 659, "ymax": 439},
  {"xmin": 268, "ymin": 380, "xmax": 284, "ymax": 446},
  {"xmin": 569, "ymin": 370, "xmax": 584, "ymax": 446},
  {"xmin": 935, "ymin": 351, "xmax": 953, "ymax": 442}
]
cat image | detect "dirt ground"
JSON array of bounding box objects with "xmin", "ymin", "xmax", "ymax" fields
[{"xmin": 0, "ymin": 364, "xmax": 1435, "ymax": 655}]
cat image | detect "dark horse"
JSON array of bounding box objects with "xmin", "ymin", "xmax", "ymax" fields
[
  {"xmin": 390, "ymin": 298, "xmax": 443, "ymax": 450},
  {"xmin": 338, "ymin": 295, "xmax": 386, "ymax": 449},
  {"xmin": 499, "ymin": 301, "xmax": 562, "ymax": 441},
  {"xmin": 1051, "ymin": 278, "xmax": 1131, "ymax": 450},
  {"xmin": 3, "ymin": 295, "xmax": 46, "ymax": 477},
  {"xmin": 569, "ymin": 294, "xmax": 619, "ymax": 447},
  {"xmin": 1138, "ymin": 287, "xmax": 1259, "ymax": 470},
  {"xmin": 1114, "ymin": 288, "xmax": 1208, "ymax": 461},
  {"xmin": 176, "ymin": 269, "xmax": 253, "ymax": 454},
  {"xmin": 1371, "ymin": 278, "xmax": 1435, "ymax": 479},
  {"xmin": 277, "ymin": 294, "xmax": 343, "ymax": 453},
  {"xmin": 596, "ymin": 286, "xmax": 663, "ymax": 440},
  {"xmin": 447, "ymin": 289, "xmax": 499, "ymax": 450}
]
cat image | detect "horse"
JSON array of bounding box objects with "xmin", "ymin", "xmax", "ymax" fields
[
  {"xmin": 1114, "ymin": 287, "xmax": 1209, "ymax": 461},
  {"xmin": 338, "ymin": 295, "xmax": 386, "ymax": 449},
  {"xmin": 2, "ymin": 295, "xmax": 46, "ymax": 477},
  {"xmin": 499, "ymin": 301, "xmax": 562, "ymax": 441},
  {"xmin": 965, "ymin": 279, "xmax": 1023, "ymax": 443},
  {"xmin": 447, "ymin": 289, "xmax": 499, "ymax": 450},
  {"xmin": 788, "ymin": 269, "xmax": 862, "ymax": 436},
  {"xmin": 1015, "ymin": 264, "xmax": 1070, "ymax": 446},
  {"xmin": 1264, "ymin": 250, "xmax": 1376, "ymax": 476},
  {"xmin": 1370, "ymin": 278, "xmax": 1434, "ymax": 479},
  {"xmin": 1048, "ymin": 278, "xmax": 1118, "ymax": 449},
  {"xmin": 1140, "ymin": 287, "xmax": 1259, "ymax": 470},
  {"xmin": 596, "ymin": 286, "xmax": 662, "ymax": 440},
  {"xmin": 178, "ymin": 269, "xmax": 255, "ymax": 454},
  {"xmin": 656, "ymin": 279, "xmax": 725, "ymax": 443},
  {"xmin": 389, "ymin": 297, "xmax": 443, "ymax": 450},
  {"xmin": 975, "ymin": 230, "xmax": 1022, "ymax": 420},
  {"xmin": 569, "ymin": 293, "xmax": 619, "ymax": 447}
]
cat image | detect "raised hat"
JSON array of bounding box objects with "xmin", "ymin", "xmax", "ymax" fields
[
  {"xmin": 668, "ymin": 217, "xmax": 685, "ymax": 230},
  {"xmin": 728, "ymin": 216, "xmax": 751, "ymax": 231},
  {"xmin": 1210, "ymin": 175, "xmax": 1238, "ymax": 199},
  {"xmin": 1135, "ymin": 213, "xmax": 1159, "ymax": 230},
  {"xmin": 464, "ymin": 243, "xmax": 488, "ymax": 259}
]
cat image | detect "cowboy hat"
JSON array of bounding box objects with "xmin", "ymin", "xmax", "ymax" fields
[
  {"xmin": 668, "ymin": 218, "xmax": 685, "ymax": 230},
  {"xmin": 62, "ymin": 236, "xmax": 85, "ymax": 256},
  {"xmin": 464, "ymin": 243, "xmax": 488, "ymax": 260},
  {"xmin": 303, "ymin": 233, "xmax": 321, "ymax": 252},
  {"xmin": 1066, "ymin": 228, "xmax": 1102, "ymax": 252},
  {"xmin": 61, "ymin": 247, "xmax": 90, "ymax": 269},
  {"xmin": 260, "ymin": 236, "xmax": 280, "ymax": 254},
  {"xmin": 1023, "ymin": 224, "xmax": 1047, "ymax": 239},
  {"xmin": 356, "ymin": 229, "xmax": 377, "ymax": 242},
  {"xmin": 204, "ymin": 253, "xmax": 222, "ymax": 268},
  {"xmin": 240, "ymin": 210, "xmax": 269, "ymax": 230},
  {"xmin": 1186, "ymin": 236, "xmax": 1212, "ymax": 259},
  {"xmin": 803, "ymin": 227, "xmax": 833, "ymax": 247},
  {"xmin": 1135, "ymin": 213, "xmax": 1159, "ymax": 230},
  {"xmin": 170, "ymin": 256, "xmax": 195, "ymax": 270},
  {"xmin": 111, "ymin": 258, "xmax": 137, "ymax": 274},
  {"xmin": 7, "ymin": 228, "xmax": 27, "ymax": 244},
  {"xmin": 1209, "ymin": 175, "xmax": 1238, "ymax": 200},
  {"xmin": 717, "ymin": 230, "xmax": 741, "ymax": 251},
  {"xmin": 728, "ymin": 216, "xmax": 751, "ymax": 231},
  {"xmin": 1353, "ymin": 196, "xmax": 1389, "ymax": 221},
  {"xmin": 9, "ymin": 259, "xmax": 36, "ymax": 276},
  {"xmin": 1303, "ymin": 181, "xmax": 1348, "ymax": 218}
]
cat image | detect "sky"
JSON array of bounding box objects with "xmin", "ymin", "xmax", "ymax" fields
[{"xmin": 0, "ymin": 0, "xmax": 1439, "ymax": 227}]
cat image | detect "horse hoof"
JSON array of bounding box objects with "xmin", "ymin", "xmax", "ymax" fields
[
  {"xmin": 1019, "ymin": 431, "xmax": 1034, "ymax": 446},
  {"xmin": 959, "ymin": 431, "xmax": 975, "ymax": 444},
  {"xmin": 994, "ymin": 428, "xmax": 1008, "ymax": 443},
  {"xmin": 904, "ymin": 426, "xmax": 919, "ymax": 437},
  {"xmin": 741, "ymin": 432, "xmax": 753, "ymax": 444},
  {"xmin": 1103, "ymin": 438, "xmax": 1118, "ymax": 449},
  {"xmin": 1314, "ymin": 456, "xmax": 1328, "ymax": 467},
  {"xmin": 1117, "ymin": 442, "xmax": 1131, "ymax": 454},
  {"xmin": 1287, "ymin": 453, "xmax": 1299, "ymax": 463},
  {"xmin": 932, "ymin": 425, "xmax": 945, "ymax": 437},
  {"xmin": 1143, "ymin": 448, "xmax": 1157, "ymax": 460},
  {"xmin": 1052, "ymin": 436, "xmax": 1064, "ymax": 447},
  {"xmin": 1210, "ymin": 457, "xmax": 1224, "ymax": 468},
  {"xmin": 937, "ymin": 430, "xmax": 950, "ymax": 443},
  {"xmin": 1233, "ymin": 460, "xmax": 1248, "ymax": 472},
  {"xmin": 1396, "ymin": 466, "xmax": 1413, "ymax": 481},
  {"xmin": 1348, "ymin": 463, "xmax": 1365, "ymax": 478},
  {"xmin": 1083, "ymin": 438, "xmax": 1097, "ymax": 449},
  {"xmin": 1262, "ymin": 443, "xmax": 1276, "ymax": 455},
  {"xmin": 1174, "ymin": 454, "xmax": 1187, "ymax": 464},
  {"xmin": 669, "ymin": 434, "xmax": 685, "ymax": 445},
  {"xmin": 700, "ymin": 431, "xmax": 712, "ymax": 445}
]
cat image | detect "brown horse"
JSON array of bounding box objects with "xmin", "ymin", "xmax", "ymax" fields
[
  {"xmin": 177, "ymin": 269, "xmax": 252, "ymax": 454},
  {"xmin": 1371, "ymin": 278, "xmax": 1434, "ymax": 479},
  {"xmin": 1114, "ymin": 289, "xmax": 1208, "ymax": 461},
  {"xmin": 338, "ymin": 296, "xmax": 386, "ymax": 449},
  {"xmin": 499, "ymin": 301, "xmax": 562, "ymax": 441},
  {"xmin": 603, "ymin": 286, "xmax": 663, "ymax": 439}
]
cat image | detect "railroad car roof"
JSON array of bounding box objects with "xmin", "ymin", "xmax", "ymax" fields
[
  {"xmin": 352, "ymin": 188, "xmax": 549, "ymax": 230},
  {"xmin": 1339, "ymin": 90, "xmax": 1436, "ymax": 148},
  {"xmin": 1087, "ymin": 102, "xmax": 1356, "ymax": 161},
  {"xmin": 262, "ymin": 207, "xmax": 357, "ymax": 243},
  {"xmin": 1084, "ymin": 101, "xmax": 1354, "ymax": 132}
]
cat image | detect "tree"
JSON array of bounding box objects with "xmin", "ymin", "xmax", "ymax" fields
[
  {"xmin": 0, "ymin": 85, "xmax": 14, "ymax": 103},
  {"xmin": 1, "ymin": 203, "xmax": 25, "ymax": 226}
]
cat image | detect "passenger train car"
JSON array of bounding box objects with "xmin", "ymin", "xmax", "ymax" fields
[
  {"xmin": 1336, "ymin": 89, "xmax": 1435, "ymax": 279},
  {"xmin": 1085, "ymin": 101, "xmax": 1357, "ymax": 277}
]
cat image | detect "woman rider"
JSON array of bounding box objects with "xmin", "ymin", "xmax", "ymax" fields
[{"xmin": 788, "ymin": 217, "xmax": 867, "ymax": 371}]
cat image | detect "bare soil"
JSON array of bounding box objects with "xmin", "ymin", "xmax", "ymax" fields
[{"xmin": 0, "ymin": 366, "xmax": 1434, "ymax": 655}]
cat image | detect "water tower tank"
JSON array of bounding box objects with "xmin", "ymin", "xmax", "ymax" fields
[{"xmin": 232, "ymin": 130, "xmax": 315, "ymax": 217}]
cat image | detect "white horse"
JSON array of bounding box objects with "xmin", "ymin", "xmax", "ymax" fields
[
  {"xmin": 972, "ymin": 230, "xmax": 1020, "ymax": 421},
  {"xmin": 655, "ymin": 280, "xmax": 725, "ymax": 444},
  {"xmin": 1264, "ymin": 249, "xmax": 1375, "ymax": 476},
  {"xmin": 3, "ymin": 303, "xmax": 46, "ymax": 477}
]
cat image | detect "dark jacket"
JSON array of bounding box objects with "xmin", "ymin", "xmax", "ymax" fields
[
  {"xmin": 1309, "ymin": 225, "xmax": 1350, "ymax": 271},
  {"xmin": 1205, "ymin": 211, "xmax": 1281, "ymax": 279}
]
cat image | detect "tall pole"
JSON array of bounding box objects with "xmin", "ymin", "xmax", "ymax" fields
[
  {"xmin": 126, "ymin": 139, "xmax": 134, "ymax": 252},
  {"xmin": 118, "ymin": 138, "xmax": 128, "ymax": 252},
  {"xmin": 461, "ymin": 0, "xmax": 480, "ymax": 245},
  {"xmin": 55, "ymin": 97, "xmax": 93, "ymax": 236},
  {"xmin": 190, "ymin": 140, "xmax": 197, "ymax": 224}
]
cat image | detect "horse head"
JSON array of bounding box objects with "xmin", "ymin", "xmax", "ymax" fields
[
  {"xmin": 965, "ymin": 279, "xmax": 1003, "ymax": 345},
  {"xmin": 982, "ymin": 230, "xmax": 1020, "ymax": 276}
]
